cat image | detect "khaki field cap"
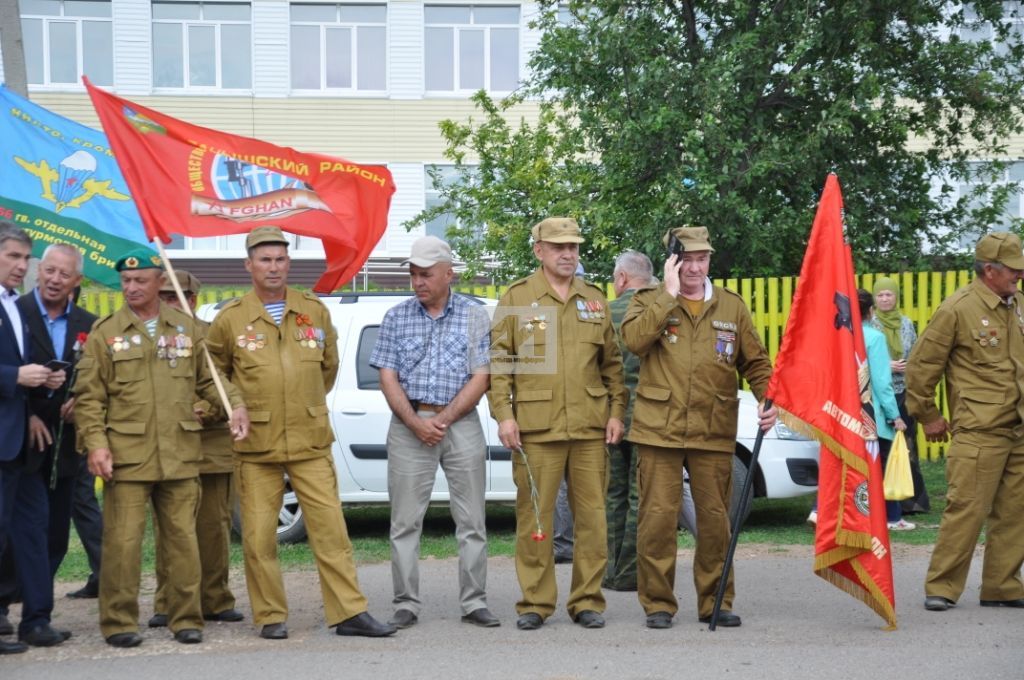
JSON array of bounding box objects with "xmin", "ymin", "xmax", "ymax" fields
[
  {"xmin": 663, "ymin": 226, "xmax": 715, "ymax": 253},
  {"xmin": 975, "ymin": 231, "xmax": 1024, "ymax": 269},
  {"xmin": 402, "ymin": 235, "xmax": 453, "ymax": 267},
  {"xmin": 531, "ymin": 217, "xmax": 585, "ymax": 244},
  {"xmin": 160, "ymin": 270, "xmax": 201, "ymax": 294},
  {"xmin": 245, "ymin": 226, "xmax": 290, "ymax": 250}
]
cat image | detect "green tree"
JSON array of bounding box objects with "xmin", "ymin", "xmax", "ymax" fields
[{"xmin": 407, "ymin": 1, "xmax": 1024, "ymax": 280}]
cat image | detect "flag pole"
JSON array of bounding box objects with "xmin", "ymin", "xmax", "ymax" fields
[
  {"xmin": 708, "ymin": 398, "xmax": 772, "ymax": 631},
  {"xmin": 153, "ymin": 239, "xmax": 234, "ymax": 419}
]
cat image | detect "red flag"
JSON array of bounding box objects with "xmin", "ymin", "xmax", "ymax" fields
[
  {"xmin": 767, "ymin": 174, "xmax": 896, "ymax": 628},
  {"xmin": 84, "ymin": 78, "xmax": 393, "ymax": 292}
]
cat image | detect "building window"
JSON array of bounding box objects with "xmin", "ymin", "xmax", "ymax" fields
[
  {"xmin": 21, "ymin": 0, "xmax": 113, "ymax": 87},
  {"xmin": 290, "ymin": 3, "xmax": 387, "ymax": 92},
  {"xmin": 152, "ymin": 1, "xmax": 252, "ymax": 90},
  {"xmin": 955, "ymin": 161, "xmax": 1024, "ymax": 241},
  {"xmin": 424, "ymin": 4, "xmax": 519, "ymax": 94},
  {"xmin": 424, "ymin": 164, "xmax": 481, "ymax": 239}
]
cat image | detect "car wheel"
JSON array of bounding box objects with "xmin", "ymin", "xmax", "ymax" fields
[
  {"xmin": 230, "ymin": 475, "xmax": 308, "ymax": 544},
  {"xmin": 730, "ymin": 455, "xmax": 754, "ymax": 529}
]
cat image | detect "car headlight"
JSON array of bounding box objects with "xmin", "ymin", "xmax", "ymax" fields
[{"xmin": 774, "ymin": 420, "xmax": 809, "ymax": 441}]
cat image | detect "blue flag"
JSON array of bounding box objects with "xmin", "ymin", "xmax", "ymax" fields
[{"xmin": 0, "ymin": 84, "xmax": 155, "ymax": 287}]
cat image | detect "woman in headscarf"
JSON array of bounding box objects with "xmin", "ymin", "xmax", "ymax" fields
[{"xmin": 872, "ymin": 277, "xmax": 931, "ymax": 514}]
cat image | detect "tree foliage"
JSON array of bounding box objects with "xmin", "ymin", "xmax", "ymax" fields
[{"xmin": 407, "ymin": 1, "xmax": 1024, "ymax": 280}]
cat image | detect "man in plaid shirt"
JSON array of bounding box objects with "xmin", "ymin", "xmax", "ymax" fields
[{"xmin": 371, "ymin": 236, "xmax": 499, "ymax": 629}]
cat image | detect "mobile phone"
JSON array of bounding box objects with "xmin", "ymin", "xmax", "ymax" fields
[
  {"xmin": 667, "ymin": 232, "xmax": 684, "ymax": 257},
  {"xmin": 45, "ymin": 359, "xmax": 71, "ymax": 371}
]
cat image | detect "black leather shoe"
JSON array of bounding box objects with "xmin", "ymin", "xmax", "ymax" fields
[
  {"xmin": 646, "ymin": 611, "xmax": 673, "ymax": 629},
  {"xmin": 66, "ymin": 583, "xmax": 99, "ymax": 599},
  {"xmin": 106, "ymin": 632, "xmax": 143, "ymax": 648},
  {"xmin": 0, "ymin": 613, "xmax": 12, "ymax": 636},
  {"xmin": 699, "ymin": 611, "xmax": 742, "ymax": 627},
  {"xmin": 53, "ymin": 627, "xmax": 72, "ymax": 641},
  {"xmin": 204, "ymin": 609, "xmax": 245, "ymax": 622},
  {"xmin": 19, "ymin": 624, "xmax": 67, "ymax": 647},
  {"xmin": 0, "ymin": 639, "xmax": 28, "ymax": 654},
  {"xmin": 174, "ymin": 628, "xmax": 202, "ymax": 644},
  {"xmin": 980, "ymin": 598, "xmax": 1024, "ymax": 608},
  {"xmin": 574, "ymin": 610, "xmax": 605, "ymax": 629},
  {"xmin": 260, "ymin": 623, "xmax": 288, "ymax": 640},
  {"xmin": 336, "ymin": 612, "xmax": 397, "ymax": 637},
  {"xmin": 387, "ymin": 609, "xmax": 417, "ymax": 629},
  {"xmin": 516, "ymin": 613, "xmax": 543, "ymax": 630},
  {"xmin": 461, "ymin": 608, "xmax": 500, "ymax": 627},
  {"xmin": 925, "ymin": 596, "xmax": 956, "ymax": 611},
  {"xmin": 148, "ymin": 613, "xmax": 168, "ymax": 628}
]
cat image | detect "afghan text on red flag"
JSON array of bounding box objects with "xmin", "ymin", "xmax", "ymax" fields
[{"xmin": 85, "ymin": 78, "xmax": 393, "ymax": 292}]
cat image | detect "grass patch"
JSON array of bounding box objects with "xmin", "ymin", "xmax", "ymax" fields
[{"xmin": 56, "ymin": 458, "xmax": 951, "ymax": 581}]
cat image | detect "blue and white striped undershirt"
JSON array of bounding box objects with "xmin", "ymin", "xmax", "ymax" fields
[{"xmin": 264, "ymin": 301, "xmax": 286, "ymax": 325}]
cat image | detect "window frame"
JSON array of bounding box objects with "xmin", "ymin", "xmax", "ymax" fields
[
  {"xmin": 288, "ymin": 2, "xmax": 389, "ymax": 95},
  {"xmin": 21, "ymin": 0, "xmax": 114, "ymax": 90},
  {"xmin": 151, "ymin": 0, "xmax": 254, "ymax": 93},
  {"xmin": 423, "ymin": 3, "xmax": 521, "ymax": 97}
]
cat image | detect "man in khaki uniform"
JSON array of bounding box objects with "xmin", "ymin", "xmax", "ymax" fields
[
  {"xmin": 149, "ymin": 271, "xmax": 243, "ymax": 628},
  {"xmin": 621, "ymin": 227, "xmax": 775, "ymax": 630},
  {"xmin": 906, "ymin": 231, "xmax": 1024, "ymax": 612},
  {"xmin": 206, "ymin": 226, "xmax": 395, "ymax": 640},
  {"xmin": 489, "ymin": 217, "xmax": 626, "ymax": 631},
  {"xmin": 76, "ymin": 251, "xmax": 249, "ymax": 648}
]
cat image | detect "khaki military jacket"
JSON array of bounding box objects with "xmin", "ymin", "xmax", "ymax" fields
[
  {"xmin": 75, "ymin": 302, "xmax": 244, "ymax": 482},
  {"xmin": 621, "ymin": 283, "xmax": 772, "ymax": 453},
  {"xmin": 488, "ymin": 269, "xmax": 626, "ymax": 443},
  {"xmin": 206, "ymin": 287, "xmax": 339, "ymax": 463},
  {"xmin": 906, "ymin": 278, "xmax": 1024, "ymax": 436},
  {"xmin": 192, "ymin": 319, "xmax": 234, "ymax": 475}
]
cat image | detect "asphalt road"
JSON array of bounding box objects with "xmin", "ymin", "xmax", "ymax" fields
[{"xmin": 2, "ymin": 544, "xmax": 1020, "ymax": 680}]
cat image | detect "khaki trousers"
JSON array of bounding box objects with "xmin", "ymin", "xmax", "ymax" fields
[
  {"xmin": 236, "ymin": 456, "xmax": 368, "ymax": 627},
  {"xmin": 513, "ymin": 439, "xmax": 607, "ymax": 619},
  {"xmin": 926, "ymin": 432, "xmax": 1024, "ymax": 602},
  {"xmin": 387, "ymin": 410, "xmax": 488, "ymax": 615},
  {"xmin": 154, "ymin": 472, "xmax": 236, "ymax": 616},
  {"xmin": 637, "ymin": 445, "xmax": 735, "ymax": 618},
  {"xmin": 99, "ymin": 478, "xmax": 201, "ymax": 636}
]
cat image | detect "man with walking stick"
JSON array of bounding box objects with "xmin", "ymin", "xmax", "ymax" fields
[{"xmin": 621, "ymin": 226, "xmax": 776, "ymax": 630}]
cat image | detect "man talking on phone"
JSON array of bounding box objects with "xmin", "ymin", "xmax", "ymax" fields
[{"xmin": 621, "ymin": 226, "xmax": 776, "ymax": 630}]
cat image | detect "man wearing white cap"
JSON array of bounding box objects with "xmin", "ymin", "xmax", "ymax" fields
[{"xmin": 371, "ymin": 235, "xmax": 498, "ymax": 628}]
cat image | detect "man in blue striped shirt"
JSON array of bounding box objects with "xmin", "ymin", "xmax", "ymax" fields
[{"xmin": 371, "ymin": 236, "xmax": 498, "ymax": 629}]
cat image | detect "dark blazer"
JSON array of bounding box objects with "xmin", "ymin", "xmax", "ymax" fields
[
  {"xmin": 16, "ymin": 292, "xmax": 97, "ymax": 476},
  {"xmin": 0, "ymin": 294, "xmax": 28, "ymax": 464}
]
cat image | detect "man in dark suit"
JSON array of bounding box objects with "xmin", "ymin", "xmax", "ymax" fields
[
  {"xmin": 0, "ymin": 222, "xmax": 68, "ymax": 651},
  {"xmin": 17, "ymin": 245, "xmax": 101, "ymax": 598}
]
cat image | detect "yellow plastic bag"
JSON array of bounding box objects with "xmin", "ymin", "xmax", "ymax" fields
[{"xmin": 884, "ymin": 431, "xmax": 914, "ymax": 501}]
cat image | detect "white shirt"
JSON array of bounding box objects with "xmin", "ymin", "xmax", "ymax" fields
[{"xmin": 1, "ymin": 288, "xmax": 24, "ymax": 358}]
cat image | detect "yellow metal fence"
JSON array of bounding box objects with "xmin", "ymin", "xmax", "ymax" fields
[{"xmin": 82, "ymin": 270, "xmax": 971, "ymax": 460}]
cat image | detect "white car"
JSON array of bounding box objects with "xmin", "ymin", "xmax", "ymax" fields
[{"xmin": 199, "ymin": 292, "xmax": 819, "ymax": 542}]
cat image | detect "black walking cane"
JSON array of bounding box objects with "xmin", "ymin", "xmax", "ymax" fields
[{"xmin": 708, "ymin": 398, "xmax": 772, "ymax": 631}]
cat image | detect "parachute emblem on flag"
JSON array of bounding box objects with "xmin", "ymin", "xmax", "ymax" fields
[{"xmin": 14, "ymin": 151, "xmax": 130, "ymax": 214}]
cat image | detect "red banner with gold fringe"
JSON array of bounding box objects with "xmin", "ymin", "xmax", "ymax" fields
[{"xmin": 766, "ymin": 173, "xmax": 896, "ymax": 627}]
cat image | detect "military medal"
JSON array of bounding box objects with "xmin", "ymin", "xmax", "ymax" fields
[
  {"xmin": 156, "ymin": 335, "xmax": 167, "ymax": 359},
  {"xmin": 577, "ymin": 300, "xmax": 588, "ymax": 320},
  {"xmin": 664, "ymin": 318, "xmax": 680, "ymax": 344},
  {"xmin": 131, "ymin": 334, "xmax": 141, "ymax": 345}
]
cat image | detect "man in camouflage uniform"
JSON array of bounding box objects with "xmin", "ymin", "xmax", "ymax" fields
[
  {"xmin": 76, "ymin": 251, "xmax": 249, "ymax": 648},
  {"xmin": 907, "ymin": 231, "xmax": 1024, "ymax": 612},
  {"xmin": 603, "ymin": 250, "xmax": 656, "ymax": 592}
]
